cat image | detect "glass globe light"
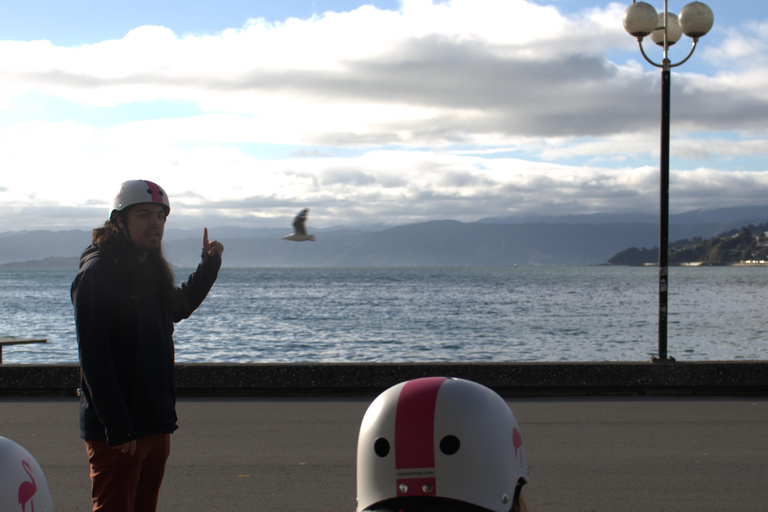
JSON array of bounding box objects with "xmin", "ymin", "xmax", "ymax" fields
[
  {"xmin": 679, "ymin": 1, "xmax": 714, "ymax": 38},
  {"xmin": 623, "ymin": 2, "xmax": 658, "ymax": 37},
  {"xmin": 650, "ymin": 12, "xmax": 683, "ymax": 47}
]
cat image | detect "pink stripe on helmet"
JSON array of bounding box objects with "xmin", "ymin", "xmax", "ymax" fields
[
  {"xmin": 143, "ymin": 180, "xmax": 165, "ymax": 204},
  {"xmin": 394, "ymin": 377, "xmax": 446, "ymax": 497}
]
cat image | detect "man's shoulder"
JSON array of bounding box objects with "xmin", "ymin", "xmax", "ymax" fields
[
  {"xmin": 77, "ymin": 246, "xmax": 121, "ymax": 279},
  {"xmin": 72, "ymin": 247, "xmax": 115, "ymax": 298},
  {"xmin": 79, "ymin": 246, "xmax": 104, "ymax": 268}
]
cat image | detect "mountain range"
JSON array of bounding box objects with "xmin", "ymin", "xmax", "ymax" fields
[{"xmin": 3, "ymin": 205, "xmax": 768, "ymax": 268}]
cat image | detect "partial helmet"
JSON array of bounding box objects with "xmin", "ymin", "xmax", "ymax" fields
[
  {"xmin": 109, "ymin": 180, "xmax": 170, "ymax": 220},
  {"xmin": 357, "ymin": 377, "xmax": 528, "ymax": 512},
  {"xmin": 0, "ymin": 436, "xmax": 53, "ymax": 512}
]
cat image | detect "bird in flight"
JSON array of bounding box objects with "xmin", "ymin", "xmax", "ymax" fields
[{"xmin": 282, "ymin": 208, "xmax": 316, "ymax": 242}]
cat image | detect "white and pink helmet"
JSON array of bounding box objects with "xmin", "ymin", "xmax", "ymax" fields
[
  {"xmin": 0, "ymin": 436, "xmax": 53, "ymax": 512},
  {"xmin": 110, "ymin": 180, "xmax": 170, "ymax": 220},
  {"xmin": 357, "ymin": 377, "xmax": 528, "ymax": 512}
]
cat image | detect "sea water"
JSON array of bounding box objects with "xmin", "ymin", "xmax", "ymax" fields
[{"xmin": 0, "ymin": 266, "xmax": 766, "ymax": 364}]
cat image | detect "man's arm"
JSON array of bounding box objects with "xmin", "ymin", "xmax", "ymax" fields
[{"xmin": 173, "ymin": 228, "xmax": 224, "ymax": 322}]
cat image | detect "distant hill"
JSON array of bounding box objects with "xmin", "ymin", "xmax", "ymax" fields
[
  {"xmin": 159, "ymin": 220, "xmax": 664, "ymax": 267},
  {"xmin": 608, "ymin": 224, "xmax": 768, "ymax": 265},
  {"xmin": 669, "ymin": 226, "xmax": 768, "ymax": 264},
  {"xmin": 3, "ymin": 205, "xmax": 768, "ymax": 267},
  {"xmin": 0, "ymin": 230, "xmax": 92, "ymax": 266},
  {"xmin": 607, "ymin": 247, "xmax": 658, "ymax": 266},
  {"xmin": 0, "ymin": 257, "xmax": 79, "ymax": 270}
]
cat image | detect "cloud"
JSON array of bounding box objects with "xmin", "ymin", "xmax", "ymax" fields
[
  {"xmin": 3, "ymin": 135, "xmax": 764, "ymax": 232},
  {"xmin": 704, "ymin": 20, "xmax": 768, "ymax": 66},
  {"xmin": 1, "ymin": 0, "xmax": 768, "ymax": 232},
  {"xmin": 2, "ymin": 1, "xmax": 767, "ymax": 142}
]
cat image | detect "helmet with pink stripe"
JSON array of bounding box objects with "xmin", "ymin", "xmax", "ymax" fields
[
  {"xmin": 357, "ymin": 377, "xmax": 528, "ymax": 512},
  {"xmin": 110, "ymin": 180, "xmax": 170, "ymax": 220}
]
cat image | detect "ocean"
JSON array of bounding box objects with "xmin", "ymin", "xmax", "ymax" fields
[{"xmin": 0, "ymin": 266, "xmax": 766, "ymax": 364}]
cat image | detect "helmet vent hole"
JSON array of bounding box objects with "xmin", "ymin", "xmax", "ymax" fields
[
  {"xmin": 373, "ymin": 437, "xmax": 390, "ymax": 457},
  {"xmin": 440, "ymin": 435, "xmax": 460, "ymax": 455}
]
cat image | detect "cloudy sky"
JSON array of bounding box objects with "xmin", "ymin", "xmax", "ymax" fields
[{"xmin": 1, "ymin": 0, "xmax": 767, "ymax": 231}]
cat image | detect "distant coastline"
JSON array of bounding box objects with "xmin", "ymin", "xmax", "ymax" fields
[
  {"xmin": 2, "ymin": 256, "xmax": 768, "ymax": 270},
  {"xmin": 642, "ymin": 261, "xmax": 768, "ymax": 267},
  {"xmin": 0, "ymin": 257, "xmax": 79, "ymax": 270}
]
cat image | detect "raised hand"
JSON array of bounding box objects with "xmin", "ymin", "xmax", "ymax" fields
[{"xmin": 203, "ymin": 228, "xmax": 224, "ymax": 258}]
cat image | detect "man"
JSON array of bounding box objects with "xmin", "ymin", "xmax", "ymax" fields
[{"xmin": 71, "ymin": 180, "xmax": 224, "ymax": 512}]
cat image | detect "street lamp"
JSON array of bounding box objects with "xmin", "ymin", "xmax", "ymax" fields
[{"xmin": 622, "ymin": 1, "xmax": 714, "ymax": 362}]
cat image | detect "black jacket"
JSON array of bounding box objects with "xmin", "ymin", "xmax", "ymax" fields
[{"xmin": 71, "ymin": 245, "xmax": 221, "ymax": 446}]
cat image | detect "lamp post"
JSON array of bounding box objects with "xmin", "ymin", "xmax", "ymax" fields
[{"xmin": 623, "ymin": 1, "xmax": 714, "ymax": 362}]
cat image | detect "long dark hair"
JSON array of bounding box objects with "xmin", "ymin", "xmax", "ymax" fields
[{"xmin": 92, "ymin": 215, "xmax": 184, "ymax": 311}]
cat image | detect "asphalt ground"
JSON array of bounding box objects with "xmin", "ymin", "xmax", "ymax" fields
[{"xmin": 1, "ymin": 396, "xmax": 767, "ymax": 512}]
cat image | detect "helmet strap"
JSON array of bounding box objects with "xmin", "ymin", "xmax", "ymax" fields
[{"xmin": 114, "ymin": 211, "xmax": 135, "ymax": 247}]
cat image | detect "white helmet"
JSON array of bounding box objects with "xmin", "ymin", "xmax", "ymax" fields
[
  {"xmin": 110, "ymin": 180, "xmax": 170, "ymax": 220},
  {"xmin": 0, "ymin": 436, "xmax": 53, "ymax": 512},
  {"xmin": 357, "ymin": 377, "xmax": 528, "ymax": 512}
]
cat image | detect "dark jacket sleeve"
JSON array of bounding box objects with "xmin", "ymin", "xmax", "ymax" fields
[
  {"xmin": 173, "ymin": 250, "xmax": 222, "ymax": 322},
  {"xmin": 72, "ymin": 258, "xmax": 137, "ymax": 446}
]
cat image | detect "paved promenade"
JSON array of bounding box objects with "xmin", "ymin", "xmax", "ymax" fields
[{"xmin": 1, "ymin": 396, "xmax": 767, "ymax": 512}]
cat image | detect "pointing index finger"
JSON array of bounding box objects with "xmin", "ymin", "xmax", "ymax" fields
[{"xmin": 203, "ymin": 227, "xmax": 209, "ymax": 247}]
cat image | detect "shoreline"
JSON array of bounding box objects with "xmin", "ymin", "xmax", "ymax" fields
[
  {"xmin": 4, "ymin": 258, "xmax": 768, "ymax": 270},
  {"xmin": 2, "ymin": 361, "xmax": 767, "ymax": 396},
  {"xmin": 640, "ymin": 261, "xmax": 768, "ymax": 266}
]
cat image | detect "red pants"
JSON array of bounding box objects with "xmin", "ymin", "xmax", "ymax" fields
[{"xmin": 85, "ymin": 433, "xmax": 171, "ymax": 512}]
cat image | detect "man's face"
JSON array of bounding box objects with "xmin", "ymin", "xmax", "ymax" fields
[{"xmin": 120, "ymin": 203, "xmax": 167, "ymax": 258}]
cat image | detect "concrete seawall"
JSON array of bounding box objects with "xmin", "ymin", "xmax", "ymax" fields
[{"xmin": 1, "ymin": 361, "xmax": 767, "ymax": 396}]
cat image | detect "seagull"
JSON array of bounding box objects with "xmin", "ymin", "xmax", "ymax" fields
[{"xmin": 282, "ymin": 208, "xmax": 316, "ymax": 242}]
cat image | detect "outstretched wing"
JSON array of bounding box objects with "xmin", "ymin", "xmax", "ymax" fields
[{"xmin": 292, "ymin": 208, "xmax": 309, "ymax": 236}]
